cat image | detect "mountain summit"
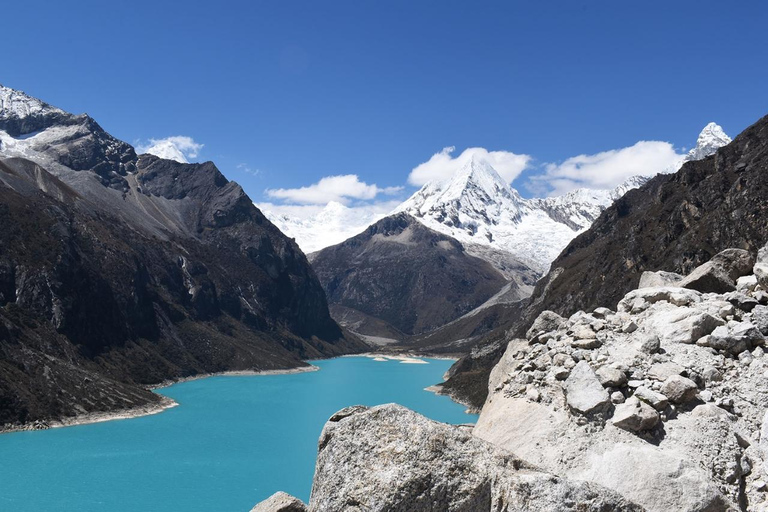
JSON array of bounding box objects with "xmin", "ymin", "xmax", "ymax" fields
[{"xmin": 687, "ymin": 122, "xmax": 732, "ymax": 161}]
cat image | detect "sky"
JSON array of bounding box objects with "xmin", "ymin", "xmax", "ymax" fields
[{"xmin": 2, "ymin": 0, "xmax": 767, "ymax": 217}]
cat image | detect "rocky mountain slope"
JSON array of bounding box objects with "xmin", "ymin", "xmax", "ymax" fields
[
  {"xmin": 475, "ymin": 248, "xmax": 768, "ymax": 511},
  {"xmin": 442, "ymin": 113, "xmax": 766, "ymax": 410},
  {"xmin": 0, "ymin": 85, "xmax": 366, "ymax": 428},
  {"xmin": 311, "ymin": 213, "xmax": 531, "ymax": 338}
]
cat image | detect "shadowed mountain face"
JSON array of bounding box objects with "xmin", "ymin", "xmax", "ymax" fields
[
  {"xmin": 311, "ymin": 213, "xmax": 523, "ymax": 337},
  {"xmin": 442, "ymin": 113, "xmax": 768, "ymax": 409},
  {"xmin": 0, "ymin": 87, "xmax": 366, "ymax": 427}
]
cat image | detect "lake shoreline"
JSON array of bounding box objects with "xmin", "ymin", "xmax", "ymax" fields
[
  {"xmin": 0, "ymin": 356, "xmax": 467, "ymax": 435},
  {"xmin": 0, "ymin": 365, "xmax": 321, "ymax": 435}
]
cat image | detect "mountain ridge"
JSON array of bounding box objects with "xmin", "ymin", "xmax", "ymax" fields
[{"xmin": 0, "ymin": 85, "xmax": 366, "ymax": 428}]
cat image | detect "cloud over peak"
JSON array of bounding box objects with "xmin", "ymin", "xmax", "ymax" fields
[
  {"xmin": 136, "ymin": 136, "xmax": 203, "ymax": 163},
  {"xmin": 265, "ymin": 174, "xmax": 403, "ymax": 205},
  {"xmin": 408, "ymin": 146, "xmax": 532, "ymax": 186},
  {"xmin": 532, "ymin": 140, "xmax": 683, "ymax": 196}
]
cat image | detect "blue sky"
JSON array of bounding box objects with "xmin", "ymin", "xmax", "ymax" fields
[{"xmin": 2, "ymin": 0, "xmax": 767, "ymax": 211}]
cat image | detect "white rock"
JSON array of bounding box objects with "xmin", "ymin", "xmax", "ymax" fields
[
  {"xmin": 251, "ymin": 492, "xmax": 307, "ymax": 512},
  {"xmin": 611, "ymin": 396, "xmax": 659, "ymax": 432},
  {"xmin": 564, "ymin": 361, "xmax": 611, "ymax": 414},
  {"xmin": 310, "ymin": 404, "xmax": 642, "ymax": 511},
  {"xmin": 638, "ymin": 271, "xmax": 684, "ymax": 288}
]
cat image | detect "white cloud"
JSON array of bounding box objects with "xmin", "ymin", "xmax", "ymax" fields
[
  {"xmin": 237, "ymin": 163, "xmax": 260, "ymax": 176},
  {"xmin": 408, "ymin": 146, "xmax": 532, "ymax": 186},
  {"xmin": 533, "ymin": 140, "xmax": 683, "ymax": 196},
  {"xmin": 265, "ymin": 174, "xmax": 403, "ymax": 205},
  {"xmin": 136, "ymin": 136, "xmax": 203, "ymax": 163},
  {"xmin": 256, "ymin": 199, "xmax": 401, "ymax": 221}
]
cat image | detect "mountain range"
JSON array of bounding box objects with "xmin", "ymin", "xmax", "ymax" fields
[
  {"xmin": 305, "ymin": 124, "xmax": 731, "ymax": 345},
  {"xmin": 0, "ymin": 85, "xmax": 366, "ymax": 428},
  {"xmin": 266, "ymin": 122, "xmax": 731, "ymax": 275}
]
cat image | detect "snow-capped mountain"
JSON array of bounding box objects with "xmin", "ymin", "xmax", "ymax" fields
[
  {"xmin": 686, "ymin": 122, "xmax": 732, "ymax": 161},
  {"xmin": 395, "ymin": 157, "xmax": 577, "ymax": 272},
  {"xmin": 532, "ymin": 175, "xmax": 651, "ymax": 231},
  {"xmin": 266, "ymin": 122, "xmax": 731, "ymax": 266},
  {"xmin": 0, "ymin": 84, "xmax": 137, "ymax": 187},
  {"xmin": 397, "ymin": 123, "xmax": 731, "ymax": 272},
  {"xmin": 260, "ymin": 201, "xmax": 391, "ymax": 254}
]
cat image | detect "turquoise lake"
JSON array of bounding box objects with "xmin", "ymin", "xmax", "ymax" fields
[{"xmin": 0, "ymin": 356, "xmax": 475, "ymax": 511}]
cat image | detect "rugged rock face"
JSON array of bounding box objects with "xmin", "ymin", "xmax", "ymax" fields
[
  {"xmin": 251, "ymin": 404, "xmax": 643, "ymax": 512},
  {"xmin": 444, "ymin": 113, "xmax": 768, "ymax": 409},
  {"xmin": 475, "ymin": 249, "xmax": 768, "ymax": 511},
  {"xmin": 0, "ymin": 86, "xmax": 366, "ymax": 428},
  {"xmin": 311, "ymin": 213, "xmax": 530, "ymax": 337}
]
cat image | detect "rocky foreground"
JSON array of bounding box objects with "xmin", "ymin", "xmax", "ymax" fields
[{"xmin": 254, "ymin": 245, "xmax": 768, "ymax": 511}]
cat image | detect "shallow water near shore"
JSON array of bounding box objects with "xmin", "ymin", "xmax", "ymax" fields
[{"xmin": 0, "ymin": 356, "xmax": 475, "ymax": 511}]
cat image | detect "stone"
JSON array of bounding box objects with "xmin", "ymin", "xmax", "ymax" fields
[
  {"xmin": 646, "ymin": 362, "xmax": 684, "ymax": 381},
  {"xmin": 526, "ymin": 310, "xmax": 565, "ymax": 341},
  {"xmin": 592, "ymin": 307, "xmax": 613, "ymax": 319},
  {"xmin": 706, "ymin": 321, "xmax": 764, "ymax": 354},
  {"xmin": 617, "ymin": 287, "xmax": 701, "ymax": 313},
  {"xmin": 596, "ymin": 367, "xmax": 627, "ymax": 388},
  {"xmin": 563, "ymin": 361, "xmax": 611, "ymax": 414},
  {"xmin": 633, "ymin": 386, "xmax": 669, "ymax": 411},
  {"xmin": 679, "ymin": 249, "xmax": 755, "ymax": 294},
  {"xmin": 647, "ymin": 307, "xmax": 724, "ymax": 345},
  {"xmin": 660, "ymin": 375, "xmax": 698, "ymax": 404},
  {"xmin": 622, "ymin": 320, "xmax": 639, "ymax": 333},
  {"xmin": 702, "ymin": 366, "xmax": 723, "ymax": 383},
  {"xmin": 611, "ymin": 396, "xmax": 659, "ymax": 432},
  {"xmin": 570, "ymin": 324, "xmax": 597, "ymax": 340},
  {"xmin": 251, "ymin": 492, "xmax": 307, "ymax": 512},
  {"xmin": 724, "ymin": 291, "xmax": 759, "ymax": 312},
  {"xmin": 309, "ymin": 404, "xmax": 642, "ymax": 512},
  {"xmin": 634, "ymin": 332, "xmax": 660, "ymax": 354},
  {"xmin": 754, "ymin": 244, "xmax": 768, "ymax": 290},
  {"xmin": 610, "ymin": 391, "xmax": 625, "ymax": 404},
  {"xmin": 736, "ymin": 274, "xmax": 758, "ymax": 293},
  {"xmin": 571, "ymin": 338, "xmax": 602, "ymax": 349},
  {"xmin": 638, "ymin": 270, "xmax": 684, "ymax": 289},
  {"xmin": 751, "ymin": 305, "xmax": 768, "ymax": 335}
]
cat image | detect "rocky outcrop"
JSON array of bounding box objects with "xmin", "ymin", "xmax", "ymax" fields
[
  {"xmin": 475, "ymin": 249, "xmax": 768, "ymax": 511},
  {"xmin": 252, "ymin": 404, "xmax": 642, "ymax": 511}
]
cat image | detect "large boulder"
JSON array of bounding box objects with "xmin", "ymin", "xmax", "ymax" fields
[
  {"xmin": 308, "ymin": 404, "xmax": 642, "ymax": 512},
  {"xmin": 251, "ymin": 492, "xmax": 307, "ymax": 512},
  {"xmin": 563, "ymin": 361, "xmax": 611, "ymax": 414},
  {"xmin": 617, "ymin": 287, "xmax": 701, "ymax": 314},
  {"xmin": 679, "ymin": 249, "xmax": 755, "ymax": 294},
  {"xmin": 638, "ymin": 271, "xmax": 684, "ymax": 289},
  {"xmin": 646, "ymin": 306, "xmax": 723, "ymax": 345}
]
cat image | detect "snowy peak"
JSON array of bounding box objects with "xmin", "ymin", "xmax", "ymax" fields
[
  {"xmin": 0, "ymin": 84, "xmax": 136, "ymax": 183},
  {"xmin": 0, "ymin": 84, "xmax": 66, "ymax": 122},
  {"xmin": 397, "ymin": 156, "xmax": 526, "ymax": 223},
  {"xmin": 687, "ymin": 122, "xmax": 731, "ymax": 161}
]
